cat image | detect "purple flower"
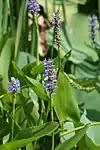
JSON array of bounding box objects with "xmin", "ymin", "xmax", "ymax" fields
[
  {"xmin": 88, "ymin": 13, "xmax": 98, "ymax": 44},
  {"xmin": 28, "ymin": 0, "xmax": 40, "ymax": 13},
  {"xmin": 43, "ymin": 58, "xmax": 57, "ymax": 95},
  {"xmin": 52, "ymin": 12, "xmax": 61, "ymax": 47},
  {"xmin": 8, "ymin": 77, "xmax": 20, "ymax": 94}
]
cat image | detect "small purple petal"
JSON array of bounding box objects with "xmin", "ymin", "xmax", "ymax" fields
[
  {"xmin": 88, "ymin": 13, "xmax": 98, "ymax": 44},
  {"xmin": 8, "ymin": 77, "xmax": 20, "ymax": 94},
  {"xmin": 28, "ymin": 0, "xmax": 40, "ymax": 13},
  {"xmin": 43, "ymin": 58, "xmax": 57, "ymax": 95}
]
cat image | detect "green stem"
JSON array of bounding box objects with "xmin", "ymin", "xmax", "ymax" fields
[
  {"xmin": 38, "ymin": 100, "xmax": 45, "ymax": 125},
  {"xmin": 59, "ymin": 122, "xmax": 100, "ymax": 137},
  {"xmin": 98, "ymin": 0, "xmax": 100, "ymax": 27},
  {"xmin": 51, "ymin": 0, "xmax": 56, "ymax": 57},
  {"xmin": 11, "ymin": 94, "xmax": 16, "ymax": 141},
  {"xmin": 45, "ymin": 0, "xmax": 48, "ymax": 17},
  {"xmin": 0, "ymin": 107, "xmax": 4, "ymax": 144},
  {"xmin": 57, "ymin": 45, "xmax": 61, "ymax": 77},
  {"xmin": 9, "ymin": 0, "xmax": 16, "ymax": 36},
  {"xmin": 58, "ymin": 46, "xmax": 61, "ymax": 68},
  {"xmin": 45, "ymin": 100, "xmax": 50, "ymax": 122},
  {"xmin": 62, "ymin": 0, "xmax": 66, "ymax": 22},
  {"xmin": 34, "ymin": 13, "xmax": 39, "ymax": 65},
  {"xmin": 51, "ymin": 96, "xmax": 54, "ymax": 150}
]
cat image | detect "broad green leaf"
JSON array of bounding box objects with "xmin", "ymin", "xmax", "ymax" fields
[
  {"xmin": 22, "ymin": 62, "xmax": 36, "ymax": 77},
  {"xmin": 17, "ymin": 51, "xmax": 36, "ymax": 68},
  {"xmin": 31, "ymin": 17, "xmax": 38, "ymax": 56},
  {"xmin": 0, "ymin": 38, "xmax": 14, "ymax": 89},
  {"xmin": 3, "ymin": 0, "xmax": 8, "ymax": 34},
  {"xmin": 0, "ymin": 117, "xmax": 10, "ymax": 138},
  {"xmin": 74, "ymin": 88, "xmax": 100, "ymax": 113},
  {"xmin": 60, "ymin": 122, "xmax": 75, "ymax": 143},
  {"xmin": 0, "ymin": 33, "xmax": 9, "ymax": 55},
  {"xmin": 14, "ymin": 0, "xmax": 27, "ymax": 59},
  {"xmin": 25, "ymin": 75, "xmax": 48, "ymax": 100},
  {"xmin": 55, "ymin": 124, "xmax": 89, "ymax": 150},
  {"xmin": 0, "ymin": 122, "xmax": 58, "ymax": 150},
  {"xmin": 0, "ymin": 0, "xmax": 3, "ymax": 36},
  {"xmin": 74, "ymin": 60, "xmax": 100, "ymax": 78},
  {"xmin": 61, "ymin": 51, "xmax": 71, "ymax": 70},
  {"xmin": 71, "ymin": 14, "xmax": 98, "ymax": 62},
  {"xmin": 54, "ymin": 71, "xmax": 80, "ymax": 122},
  {"xmin": 84, "ymin": 125, "xmax": 100, "ymax": 150},
  {"xmin": 12, "ymin": 61, "xmax": 48, "ymax": 100},
  {"xmin": 77, "ymin": 137, "xmax": 89, "ymax": 150},
  {"xmin": 31, "ymin": 63, "xmax": 44, "ymax": 75},
  {"xmin": 72, "ymin": 77, "xmax": 97, "ymax": 88},
  {"xmin": 49, "ymin": 0, "xmax": 87, "ymax": 5},
  {"xmin": 0, "ymin": 92, "xmax": 28, "ymax": 111},
  {"xmin": 23, "ymin": 100, "xmax": 39, "ymax": 125}
]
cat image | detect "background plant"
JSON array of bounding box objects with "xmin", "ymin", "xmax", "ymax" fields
[{"xmin": 0, "ymin": 0, "xmax": 100, "ymax": 150}]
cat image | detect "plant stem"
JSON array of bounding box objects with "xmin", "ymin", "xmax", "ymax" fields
[
  {"xmin": 51, "ymin": 96, "xmax": 54, "ymax": 150},
  {"xmin": 57, "ymin": 45, "xmax": 61, "ymax": 77},
  {"xmin": 62, "ymin": 0, "xmax": 66, "ymax": 22},
  {"xmin": 59, "ymin": 122, "xmax": 100, "ymax": 137},
  {"xmin": 98, "ymin": 0, "xmax": 100, "ymax": 27},
  {"xmin": 38, "ymin": 100, "xmax": 45, "ymax": 125},
  {"xmin": 0, "ymin": 107, "xmax": 4, "ymax": 144},
  {"xmin": 58, "ymin": 45, "xmax": 61, "ymax": 68},
  {"xmin": 11, "ymin": 94, "xmax": 16, "ymax": 141},
  {"xmin": 34, "ymin": 13, "xmax": 39, "ymax": 65},
  {"xmin": 45, "ymin": 0, "xmax": 48, "ymax": 17}
]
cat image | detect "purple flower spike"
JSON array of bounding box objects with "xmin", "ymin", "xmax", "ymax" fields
[
  {"xmin": 28, "ymin": 0, "xmax": 40, "ymax": 13},
  {"xmin": 43, "ymin": 58, "xmax": 57, "ymax": 95},
  {"xmin": 8, "ymin": 77, "xmax": 20, "ymax": 94},
  {"xmin": 88, "ymin": 13, "xmax": 98, "ymax": 44},
  {"xmin": 52, "ymin": 12, "xmax": 61, "ymax": 47}
]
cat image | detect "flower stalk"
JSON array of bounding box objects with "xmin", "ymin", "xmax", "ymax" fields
[
  {"xmin": 52, "ymin": 12, "xmax": 61, "ymax": 69},
  {"xmin": 34, "ymin": 13, "xmax": 40, "ymax": 65},
  {"xmin": 11, "ymin": 95, "xmax": 16, "ymax": 141},
  {"xmin": 51, "ymin": 96, "xmax": 54, "ymax": 150},
  {"xmin": 88, "ymin": 13, "xmax": 98, "ymax": 44},
  {"xmin": 28, "ymin": 0, "xmax": 40, "ymax": 65},
  {"xmin": 8, "ymin": 77, "xmax": 20, "ymax": 141},
  {"xmin": 43, "ymin": 58, "xmax": 57, "ymax": 150}
]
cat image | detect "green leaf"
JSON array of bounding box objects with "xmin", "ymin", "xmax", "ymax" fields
[
  {"xmin": 49, "ymin": 0, "xmax": 87, "ymax": 5},
  {"xmin": 74, "ymin": 88, "xmax": 100, "ymax": 113},
  {"xmin": 23, "ymin": 100, "xmax": 39, "ymax": 125},
  {"xmin": 55, "ymin": 124, "xmax": 89, "ymax": 150},
  {"xmin": 54, "ymin": 71, "xmax": 80, "ymax": 123},
  {"xmin": 3, "ymin": 0, "xmax": 8, "ymax": 34},
  {"xmin": 0, "ymin": 122, "xmax": 58, "ymax": 150},
  {"xmin": 0, "ymin": 38, "xmax": 14, "ymax": 89},
  {"xmin": 60, "ymin": 122, "xmax": 75, "ymax": 143},
  {"xmin": 14, "ymin": 0, "xmax": 27, "ymax": 59},
  {"xmin": 17, "ymin": 51, "xmax": 36, "ymax": 69},
  {"xmin": 61, "ymin": 51, "xmax": 71, "ymax": 70},
  {"xmin": 12, "ymin": 61, "xmax": 48, "ymax": 100},
  {"xmin": 0, "ymin": 0, "xmax": 3, "ymax": 36},
  {"xmin": 25, "ymin": 75, "xmax": 48, "ymax": 100},
  {"xmin": 22, "ymin": 62, "xmax": 36, "ymax": 77},
  {"xmin": 31, "ymin": 63, "xmax": 44, "ymax": 75},
  {"xmin": 84, "ymin": 125, "xmax": 100, "ymax": 150},
  {"xmin": 31, "ymin": 17, "xmax": 38, "ymax": 56},
  {"xmin": 0, "ymin": 117, "xmax": 10, "ymax": 138},
  {"xmin": 0, "ymin": 33, "xmax": 9, "ymax": 55}
]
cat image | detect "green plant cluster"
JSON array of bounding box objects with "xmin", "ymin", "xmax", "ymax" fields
[{"xmin": 0, "ymin": 0, "xmax": 100, "ymax": 150}]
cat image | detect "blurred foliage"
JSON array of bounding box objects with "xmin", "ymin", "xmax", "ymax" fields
[{"xmin": 0, "ymin": 0, "xmax": 100, "ymax": 150}]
